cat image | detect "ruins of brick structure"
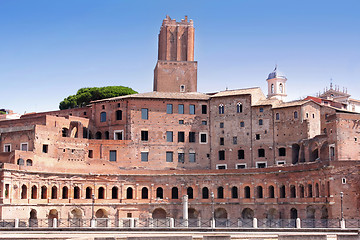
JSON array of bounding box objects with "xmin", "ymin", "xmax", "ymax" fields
[{"xmin": 0, "ymin": 16, "xmax": 359, "ymax": 224}]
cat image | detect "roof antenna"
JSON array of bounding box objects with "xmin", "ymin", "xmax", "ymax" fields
[{"xmin": 330, "ymin": 78, "xmax": 333, "ymax": 89}]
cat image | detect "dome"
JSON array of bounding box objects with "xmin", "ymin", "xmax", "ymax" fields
[{"xmin": 267, "ymin": 66, "xmax": 287, "ymax": 80}]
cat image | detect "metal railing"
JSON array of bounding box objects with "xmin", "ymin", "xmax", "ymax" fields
[{"xmin": 0, "ymin": 218, "xmax": 357, "ymax": 229}]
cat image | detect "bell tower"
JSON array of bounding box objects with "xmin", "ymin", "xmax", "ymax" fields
[
  {"xmin": 266, "ymin": 66, "xmax": 287, "ymax": 101},
  {"xmin": 153, "ymin": 15, "xmax": 197, "ymax": 92}
]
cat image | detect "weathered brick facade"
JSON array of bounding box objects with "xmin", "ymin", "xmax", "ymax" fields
[{"xmin": 0, "ymin": 16, "xmax": 359, "ymax": 223}]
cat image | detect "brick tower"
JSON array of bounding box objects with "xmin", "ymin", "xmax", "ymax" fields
[{"xmin": 153, "ymin": 15, "xmax": 197, "ymax": 92}]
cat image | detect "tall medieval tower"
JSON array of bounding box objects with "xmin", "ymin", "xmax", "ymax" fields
[{"xmin": 153, "ymin": 15, "xmax": 197, "ymax": 92}]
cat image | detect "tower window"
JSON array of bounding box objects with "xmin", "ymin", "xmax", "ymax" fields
[
  {"xmin": 220, "ymin": 137, "xmax": 224, "ymax": 145},
  {"xmin": 141, "ymin": 108, "xmax": 148, "ymax": 120},
  {"xmin": 100, "ymin": 112, "xmax": 106, "ymax": 122},
  {"xmin": 166, "ymin": 104, "xmax": 173, "ymax": 114},
  {"xmin": 219, "ymin": 104, "xmax": 224, "ymax": 114},
  {"xmin": 279, "ymin": 83, "xmax": 283, "ymax": 93},
  {"xmin": 237, "ymin": 103, "xmax": 243, "ymax": 113},
  {"xmin": 220, "ymin": 122, "xmax": 224, "ymax": 128},
  {"xmin": 271, "ymin": 84, "xmax": 275, "ymax": 94},
  {"xmin": 202, "ymin": 105, "xmax": 207, "ymax": 114},
  {"xmin": 180, "ymin": 85, "xmax": 185, "ymax": 92},
  {"xmin": 276, "ymin": 113, "xmax": 280, "ymax": 120}
]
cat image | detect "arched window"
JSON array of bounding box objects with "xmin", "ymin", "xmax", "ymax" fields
[
  {"xmin": 21, "ymin": 185, "xmax": 27, "ymax": 199},
  {"xmin": 31, "ymin": 185, "xmax": 37, "ymax": 199},
  {"xmin": 100, "ymin": 112, "xmax": 106, "ymax": 122},
  {"xmin": 279, "ymin": 83, "xmax": 283, "ymax": 93},
  {"xmin": 315, "ymin": 183, "xmax": 320, "ymax": 197},
  {"xmin": 62, "ymin": 128, "xmax": 68, "ymax": 137},
  {"xmin": 294, "ymin": 111, "xmax": 298, "ymax": 119},
  {"xmin": 237, "ymin": 103, "xmax": 243, "ymax": 113},
  {"xmin": 290, "ymin": 185, "xmax": 296, "ymax": 198},
  {"xmin": 271, "ymin": 84, "xmax": 275, "ymax": 94},
  {"xmin": 156, "ymin": 187, "xmax": 163, "ymax": 199},
  {"xmin": 62, "ymin": 186, "xmax": 69, "ymax": 199},
  {"xmin": 268, "ymin": 185, "xmax": 275, "ymax": 198},
  {"xmin": 308, "ymin": 184, "xmax": 313, "ymax": 198},
  {"xmin": 73, "ymin": 186, "xmax": 80, "ymax": 199},
  {"xmin": 231, "ymin": 186, "xmax": 238, "ymax": 198},
  {"xmin": 17, "ymin": 158, "xmax": 24, "ymax": 165},
  {"xmin": 112, "ymin": 186, "xmax": 118, "ymax": 199},
  {"xmin": 95, "ymin": 132, "xmax": 102, "ymax": 139},
  {"xmin": 244, "ymin": 186, "xmax": 251, "ymax": 198},
  {"xmin": 141, "ymin": 187, "xmax": 148, "ymax": 199},
  {"xmin": 256, "ymin": 186, "xmax": 263, "ymax": 198},
  {"xmin": 171, "ymin": 187, "xmax": 178, "ymax": 199},
  {"xmin": 26, "ymin": 159, "xmax": 33, "ymax": 166},
  {"xmin": 299, "ymin": 184, "xmax": 305, "ymax": 198},
  {"xmin": 98, "ymin": 187, "xmax": 105, "ymax": 199},
  {"xmin": 218, "ymin": 104, "xmax": 224, "ymax": 114},
  {"xmin": 86, "ymin": 187, "xmax": 92, "ymax": 199},
  {"xmin": 276, "ymin": 113, "xmax": 280, "ymax": 120},
  {"xmin": 217, "ymin": 187, "xmax": 224, "ymax": 199},
  {"xmin": 51, "ymin": 186, "xmax": 57, "ymax": 199},
  {"xmin": 202, "ymin": 187, "xmax": 209, "ymax": 199},
  {"xmin": 259, "ymin": 119, "xmax": 263, "ymax": 125},
  {"xmin": 105, "ymin": 131, "xmax": 109, "ymax": 140},
  {"xmin": 126, "ymin": 187, "xmax": 133, "ymax": 199},
  {"xmin": 279, "ymin": 185, "xmax": 286, "ymax": 198},
  {"xmin": 187, "ymin": 187, "xmax": 194, "ymax": 199},
  {"xmin": 41, "ymin": 186, "xmax": 47, "ymax": 199}
]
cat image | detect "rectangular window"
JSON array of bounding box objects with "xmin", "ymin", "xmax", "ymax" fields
[
  {"xmin": 256, "ymin": 162, "xmax": 267, "ymax": 168},
  {"xmin": 4, "ymin": 144, "xmax": 11, "ymax": 152},
  {"xmin": 219, "ymin": 150, "xmax": 225, "ymax": 160},
  {"xmin": 100, "ymin": 112, "xmax": 106, "ymax": 122},
  {"xmin": 166, "ymin": 151, "xmax": 173, "ymax": 162},
  {"xmin": 116, "ymin": 110, "xmax": 122, "ymax": 120},
  {"xmin": 114, "ymin": 131, "xmax": 123, "ymax": 140},
  {"xmin": 220, "ymin": 122, "xmax": 224, "ymax": 128},
  {"xmin": 5, "ymin": 184, "xmax": 9, "ymax": 198},
  {"xmin": 21, "ymin": 143, "xmax": 28, "ymax": 151},
  {"xmin": 256, "ymin": 134, "xmax": 260, "ymax": 140},
  {"xmin": 178, "ymin": 153, "xmax": 184, "ymax": 163},
  {"xmin": 220, "ymin": 137, "xmax": 224, "ymax": 145},
  {"xmin": 167, "ymin": 104, "xmax": 173, "ymax": 114},
  {"xmin": 200, "ymin": 133, "xmax": 207, "ymax": 144},
  {"xmin": 141, "ymin": 108, "xmax": 148, "ymax": 120},
  {"xmin": 236, "ymin": 164, "xmax": 246, "ymax": 169},
  {"xmin": 202, "ymin": 105, "xmax": 207, "ymax": 114},
  {"xmin": 178, "ymin": 104, "xmax": 184, "ymax": 114},
  {"xmin": 179, "ymin": 120, "xmax": 184, "ymax": 124},
  {"xmin": 166, "ymin": 131, "xmax": 173, "ymax": 142},
  {"xmin": 202, "ymin": 121, "xmax": 207, "ymax": 125},
  {"xmin": 141, "ymin": 152, "xmax": 148, "ymax": 162},
  {"xmin": 141, "ymin": 131, "xmax": 148, "ymax": 141},
  {"xmin": 178, "ymin": 132, "xmax": 185, "ymax": 142},
  {"xmin": 189, "ymin": 105, "xmax": 195, "ymax": 115},
  {"xmin": 238, "ymin": 150, "xmax": 245, "ymax": 159},
  {"xmin": 259, "ymin": 107, "xmax": 264, "ymax": 112},
  {"xmin": 109, "ymin": 150, "xmax": 117, "ymax": 161},
  {"xmin": 42, "ymin": 144, "xmax": 48, "ymax": 153},
  {"xmin": 258, "ymin": 149, "xmax": 265, "ymax": 157},
  {"xmin": 189, "ymin": 153, "xmax": 196, "ymax": 162},
  {"xmin": 189, "ymin": 132, "xmax": 196, "ymax": 143},
  {"xmin": 88, "ymin": 150, "xmax": 93, "ymax": 158},
  {"xmin": 216, "ymin": 164, "xmax": 227, "ymax": 170},
  {"xmin": 240, "ymin": 122, "xmax": 245, "ymax": 127},
  {"xmin": 233, "ymin": 137, "xmax": 237, "ymax": 145}
]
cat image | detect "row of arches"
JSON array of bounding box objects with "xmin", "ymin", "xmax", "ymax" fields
[
  {"xmin": 17, "ymin": 158, "xmax": 33, "ymax": 166},
  {"xmin": 16, "ymin": 182, "xmax": 328, "ymax": 200}
]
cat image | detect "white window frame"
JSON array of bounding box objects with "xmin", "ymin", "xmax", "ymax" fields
[
  {"xmin": 114, "ymin": 130, "xmax": 124, "ymax": 140},
  {"xmin": 3, "ymin": 144, "xmax": 11, "ymax": 152},
  {"xmin": 20, "ymin": 142, "xmax": 28, "ymax": 151},
  {"xmin": 199, "ymin": 132, "xmax": 208, "ymax": 144},
  {"xmin": 236, "ymin": 163, "xmax": 247, "ymax": 169},
  {"xmin": 216, "ymin": 164, "xmax": 227, "ymax": 170},
  {"xmin": 342, "ymin": 178, "xmax": 346, "ymax": 184},
  {"xmin": 256, "ymin": 161, "xmax": 267, "ymax": 168},
  {"xmin": 276, "ymin": 161, "xmax": 286, "ymax": 166}
]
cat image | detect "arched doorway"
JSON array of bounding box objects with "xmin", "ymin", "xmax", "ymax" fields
[
  {"xmin": 292, "ymin": 144, "xmax": 300, "ymax": 164},
  {"xmin": 48, "ymin": 209, "xmax": 58, "ymax": 227},
  {"xmin": 152, "ymin": 208, "xmax": 167, "ymax": 219},
  {"xmin": 241, "ymin": 208, "xmax": 254, "ymax": 219},
  {"xmin": 95, "ymin": 209, "xmax": 108, "ymax": 218},
  {"xmin": 70, "ymin": 208, "xmax": 83, "ymax": 227},
  {"xmin": 188, "ymin": 208, "xmax": 199, "ymax": 227},
  {"xmin": 29, "ymin": 209, "xmax": 38, "ymax": 227},
  {"xmin": 214, "ymin": 208, "xmax": 228, "ymax": 227},
  {"xmin": 95, "ymin": 209, "xmax": 109, "ymax": 227},
  {"xmin": 290, "ymin": 208, "xmax": 298, "ymax": 227}
]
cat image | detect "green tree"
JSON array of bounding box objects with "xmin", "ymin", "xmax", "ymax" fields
[{"xmin": 59, "ymin": 86, "xmax": 137, "ymax": 110}]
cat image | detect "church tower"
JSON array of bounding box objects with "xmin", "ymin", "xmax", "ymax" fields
[
  {"xmin": 153, "ymin": 15, "xmax": 197, "ymax": 92},
  {"xmin": 266, "ymin": 66, "xmax": 287, "ymax": 101}
]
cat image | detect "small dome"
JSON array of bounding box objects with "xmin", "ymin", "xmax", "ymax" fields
[{"xmin": 267, "ymin": 66, "xmax": 287, "ymax": 80}]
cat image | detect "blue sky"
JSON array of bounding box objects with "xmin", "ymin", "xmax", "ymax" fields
[{"xmin": 1, "ymin": 0, "xmax": 359, "ymax": 114}]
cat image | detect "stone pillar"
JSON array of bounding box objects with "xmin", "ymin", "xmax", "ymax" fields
[
  {"xmin": 296, "ymin": 218, "xmax": 301, "ymax": 228},
  {"xmin": 130, "ymin": 218, "xmax": 135, "ymax": 228},
  {"xmin": 52, "ymin": 218, "xmax": 57, "ymax": 228},
  {"xmin": 169, "ymin": 218, "xmax": 174, "ymax": 228},
  {"xmin": 341, "ymin": 219, "xmax": 346, "ymax": 229},
  {"xmin": 90, "ymin": 219, "xmax": 96, "ymax": 228},
  {"xmin": 183, "ymin": 195, "xmax": 188, "ymax": 227},
  {"xmin": 15, "ymin": 219, "xmax": 19, "ymax": 228},
  {"xmin": 253, "ymin": 218, "xmax": 258, "ymax": 228}
]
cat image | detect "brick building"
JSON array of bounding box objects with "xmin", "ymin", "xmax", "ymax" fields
[{"xmin": 0, "ymin": 16, "xmax": 359, "ymax": 224}]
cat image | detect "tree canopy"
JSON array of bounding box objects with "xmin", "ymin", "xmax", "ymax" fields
[{"xmin": 59, "ymin": 86, "xmax": 137, "ymax": 110}]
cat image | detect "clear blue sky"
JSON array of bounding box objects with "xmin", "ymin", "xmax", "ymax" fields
[{"xmin": 1, "ymin": 0, "xmax": 359, "ymax": 114}]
